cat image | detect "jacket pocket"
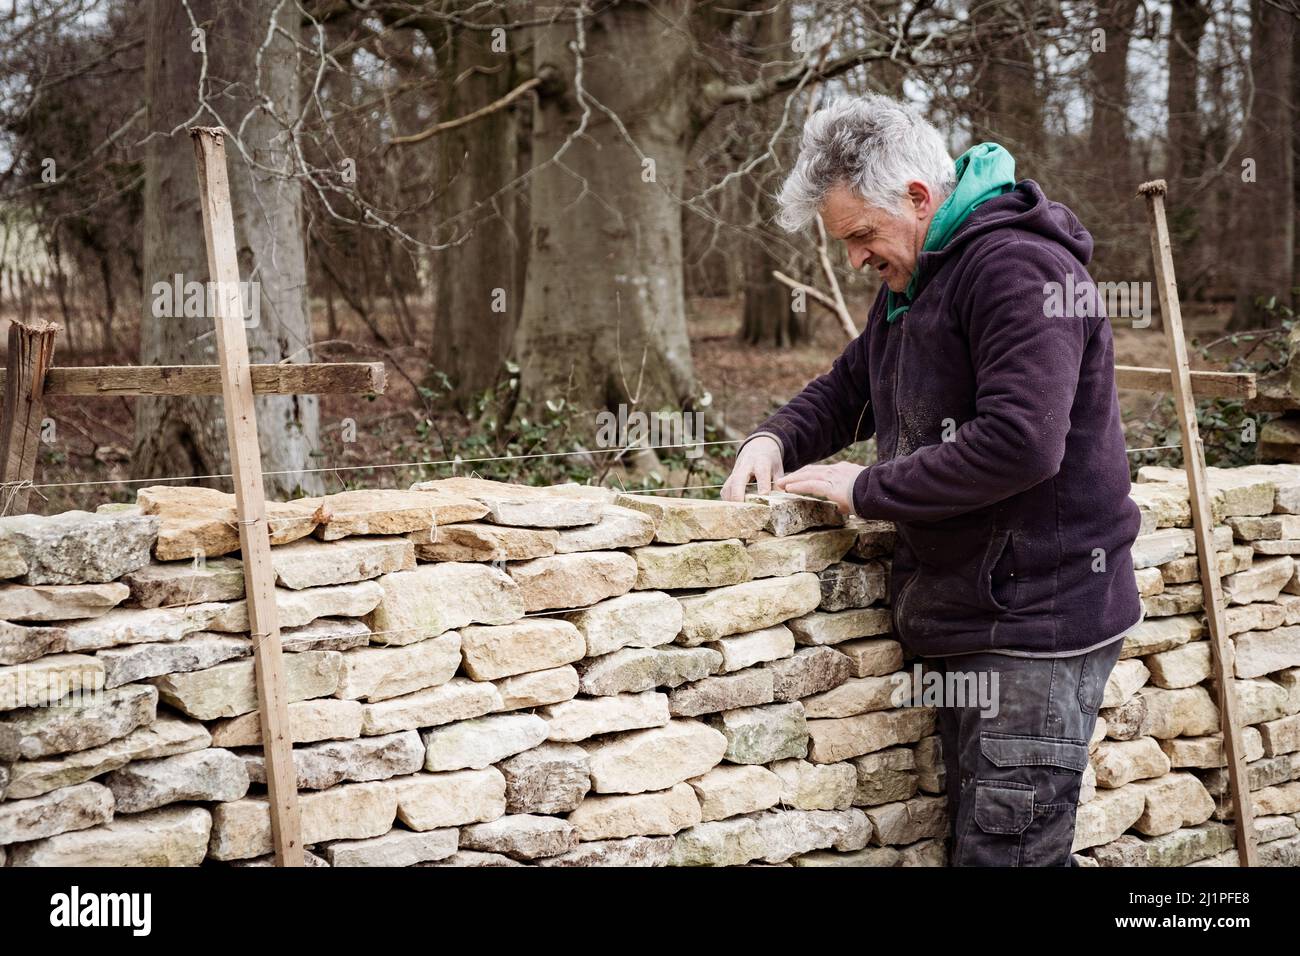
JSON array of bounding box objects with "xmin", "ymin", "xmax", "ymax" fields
[{"xmin": 983, "ymin": 530, "xmax": 1018, "ymax": 614}]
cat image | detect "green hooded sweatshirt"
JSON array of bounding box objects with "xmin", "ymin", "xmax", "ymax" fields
[{"xmin": 884, "ymin": 142, "xmax": 1017, "ymax": 324}]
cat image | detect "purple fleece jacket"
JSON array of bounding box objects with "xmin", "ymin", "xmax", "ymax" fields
[{"xmin": 750, "ymin": 179, "xmax": 1142, "ymax": 657}]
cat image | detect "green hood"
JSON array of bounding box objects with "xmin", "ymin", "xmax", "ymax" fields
[{"xmin": 885, "ymin": 142, "xmax": 1017, "ymax": 324}]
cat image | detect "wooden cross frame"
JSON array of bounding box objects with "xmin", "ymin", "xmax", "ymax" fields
[{"xmin": 0, "ymin": 127, "xmax": 387, "ymax": 866}]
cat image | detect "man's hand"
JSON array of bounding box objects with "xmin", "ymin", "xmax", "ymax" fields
[
  {"xmin": 722, "ymin": 435, "xmax": 784, "ymax": 501},
  {"xmin": 775, "ymin": 461, "xmax": 865, "ymax": 516}
]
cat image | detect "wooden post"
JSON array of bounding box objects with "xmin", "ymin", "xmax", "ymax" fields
[
  {"xmin": 1139, "ymin": 179, "xmax": 1258, "ymax": 866},
  {"xmin": 0, "ymin": 318, "xmax": 58, "ymax": 513},
  {"xmin": 191, "ymin": 126, "xmax": 303, "ymax": 866}
]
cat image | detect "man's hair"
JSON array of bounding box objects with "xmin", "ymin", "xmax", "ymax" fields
[{"xmin": 776, "ymin": 94, "xmax": 956, "ymax": 233}]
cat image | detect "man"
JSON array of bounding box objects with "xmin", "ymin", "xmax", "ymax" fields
[{"xmin": 721, "ymin": 94, "xmax": 1143, "ymax": 866}]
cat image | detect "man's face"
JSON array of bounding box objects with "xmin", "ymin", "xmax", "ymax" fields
[{"xmin": 820, "ymin": 182, "xmax": 938, "ymax": 293}]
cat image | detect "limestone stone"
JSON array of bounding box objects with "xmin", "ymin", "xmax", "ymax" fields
[
  {"xmin": 208, "ymin": 580, "xmax": 383, "ymax": 632},
  {"xmin": 1134, "ymin": 567, "xmax": 1165, "ymax": 597},
  {"xmin": 807, "ymin": 708, "xmax": 936, "ymax": 763},
  {"xmin": 817, "ymin": 561, "xmax": 887, "ymax": 611},
  {"xmin": 62, "ymin": 602, "xmax": 228, "ymax": 653},
  {"xmin": 1223, "ymin": 555, "xmax": 1294, "ymax": 605},
  {"xmin": 1091, "ymin": 737, "xmax": 1172, "ymax": 788},
  {"xmin": 687, "ymin": 763, "xmax": 782, "ymax": 821},
  {"xmin": 411, "ymin": 523, "xmax": 557, "ymax": 562},
  {"xmin": 678, "ymin": 573, "xmax": 821, "ymax": 644},
  {"xmin": 1259, "ymin": 714, "xmax": 1300, "ymax": 756},
  {"xmin": 914, "ymin": 735, "xmax": 944, "ymax": 794},
  {"xmin": 535, "ymin": 835, "xmax": 674, "ymax": 867},
  {"xmin": 0, "ymin": 582, "xmax": 128, "ymax": 622},
  {"xmin": 752, "ymin": 808, "xmax": 871, "ymax": 862},
  {"xmin": 746, "ymin": 492, "xmax": 845, "ymax": 536},
  {"xmin": 1071, "ymin": 785, "xmax": 1146, "ymax": 851},
  {"xmin": 1128, "ymin": 772, "xmax": 1216, "ymax": 835},
  {"xmin": 1136, "ymin": 465, "xmax": 1275, "ymax": 519},
  {"xmin": 615, "ymin": 493, "xmax": 768, "ymax": 544},
  {"xmin": 795, "ymin": 846, "xmax": 903, "ymax": 867},
  {"xmin": 303, "ymin": 488, "xmax": 488, "ymax": 539},
  {"xmin": 787, "ymin": 607, "xmax": 892, "ymax": 646},
  {"xmin": 0, "ymin": 621, "xmax": 65, "ymax": 666},
  {"xmin": 5, "ymin": 715, "xmax": 210, "ymax": 799},
  {"xmin": 1092, "ymin": 822, "xmax": 1235, "ymax": 867},
  {"xmin": 1252, "ymin": 781, "xmax": 1300, "ymax": 816},
  {"xmin": 706, "ymin": 701, "xmax": 808, "ymax": 764},
  {"xmin": 106, "ymin": 747, "xmax": 250, "ymax": 812},
  {"xmin": 540, "ymin": 691, "xmax": 670, "ymax": 742},
  {"xmin": 0, "ymin": 781, "xmax": 113, "ymax": 845},
  {"xmin": 507, "ymin": 552, "xmax": 637, "ymax": 612},
  {"xmin": 852, "ymin": 747, "xmax": 919, "ymax": 806},
  {"xmin": 0, "ymin": 684, "xmax": 157, "ymax": 759},
  {"xmin": 801, "ymin": 675, "xmax": 901, "ymax": 718},
  {"xmin": 1159, "ymin": 729, "xmax": 1264, "ymax": 768},
  {"xmin": 848, "ymin": 519, "xmax": 896, "ymax": 559},
  {"xmin": 1102, "ymin": 658, "xmax": 1150, "ymax": 707},
  {"xmin": 1233, "ymin": 624, "xmax": 1300, "ymax": 679},
  {"xmin": 1227, "ymin": 677, "xmax": 1292, "ymax": 724},
  {"xmin": 122, "ymin": 557, "xmax": 245, "ymax": 608},
  {"xmin": 766, "ymin": 646, "xmax": 853, "ymax": 701},
  {"xmin": 387, "ymin": 768, "xmax": 506, "ymax": 830},
  {"xmin": 493, "ymin": 666, "xmax": 579, "ymax": 711},
  {"xmin": 0, "ymin": 654, "xmax": 105, "ymax": 712},
  {"xmin": 272, "ymin": 536, "xmax": 415, "ymax": 590},
  {"xmin": 280, "ymin": 618, "xmax": 371, "ymax": 653},
  {"xmin": 243, "ymin": 731, "xmax": 424, "ymax": 790},
  {"xmin": 0, "ymin": 532, "xmax": 28, "ymax": 580},
  {"xmin": 360, "ymin": 676, "xmax": 502, "ymax": 735},
  {"xmin": 364, "ymin": 562, "xmax": 523, "ymax": 645},
  {"xmin": 0, "ymin": 511, "xmax": 158, "ymax": 585},
  {"xmin": 668, "ymin": 668, "xmax": 774, "ymax": 717},
  {"xmin": 1131, "ymin": 528, "xmax": 1193, "ymax": 569},
  {"xmin": 1199, "ymin": 754, "xmax": 1291, "ymax": 795},
  {"xmin": 412, "ymin": 477, "xmax": 605, "ymax": 527},
  {"xmin": 1121, "ymin": 614, "xmax": 1202, "ymax": 658},
  {"xmin": 1138, "ymin": 686, "xmax": 1220, "ymax": 738},
  {"xmin": 551, "ymin": 505, "xmax": 656, "ymax": 553},
  {"xmin": 458, "ymin": 619, "xmax": 584, "ymax": 682},
  {"xmin": 334, "ymin": 632, "xmax": 461, "ymax": 702},
  {"xmin": 1101, "ymin": 694, "xmax": 1149, "ymax": 740},
  {"xmin": 770, "ymin": 758, "xmax": 856, "ymax": 810},
  {"xmin": 1144, "ymin": 584, "xmax": 1203, "ymax": 617},
  {"xmin": 558, "ymin": 591, "xmax": 682, "ymax": 656},
  {"xmin": 837, "ymin": 638, "xmax": 905, "ymax": 678},
  {"xmin": 210, "ymin": 698, "xmax": 363, "ymax": 747},
  {"xmin": 630, "ymin": 540, "xmax": 753, "ymax": 590},
  {"xmin": 575, "ymin": 645, "xmax": 721, "ymax": 696},
  {"xmin": 580, "ymin": 720, "xmax": 728, "ymax": 794},
  {"xmin": 97, "ymin": 634, "xmax": 250, "ymax": 689},
  {"xmin": 1230, "ymin": 601, "xmax": 1290, "ymax": 633},
  {"xmin": 745, "ymin": 529, "xmax": 857, "ymax": 578},
  {"xmin": 151, "ymin": 650, "xmax": 341, "ymax": 721},
  {"xmin": 1145, "ymin": 642, "xmax": 1210, "ymax": 689},
  {"xmin": 567, "ymin": 782, "xmax": 702, "ymax": 840},
  {"xmin": 324, "ymin": 827, "xmax": 458, "ymax": 867},
  {"xmin": 4, "ymin": 806, "xmax": 211, "ymax": 867},
  {"xmin": 866, "ymin": 795, "xmax": 947, "ymax": 846},
  {"xmin": 421, "ymin": 850, "xmax": 524, "ymax": 867},
  {"xmin": 499, "ymin": 742, "xmax": 591, "ymax": 814},
  {"xmin": 421, "ymin": 713, "xmax": 549, "ymax": 771},
  {"xmin": 460, "ymin": 813, "xmax": 579, "ymax": 860},
  {"xmin": 209, "ymin": 781, "xmax": 398, "ymax": 860},
  {"xmin": 665, "ymin": 815, "xmax": 764, "ymax": 866},
  {"xmin": 138, "ymin": 486, "xmax": 323, "ymax": 558},
  {"xmin": 705, "ymin": 625, "xmax": 795, "ymax": 673},
  {"xmin": 1127, "ymin": 481, "xmax": 1190, "ymax": 529}
]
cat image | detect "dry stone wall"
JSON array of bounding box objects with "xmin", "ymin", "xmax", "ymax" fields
[{"xmin": 0, "ymin": 465, "xmax": 1297, "ymax": 867}]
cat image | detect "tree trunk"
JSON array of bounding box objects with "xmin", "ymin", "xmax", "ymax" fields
[
  {"xmin": 514, "ymin": 2, "xmax": 697, "ymax": 424},
  {"xmin": 429, "ymin": 8, "xmax": 523, "ymax": 408},
  {"xmin": 135, "ymin": 0, "xmax": 320, "ymax": 496},
  {"xmin": 969, "ymin": 2, "xmax": 1045, "ymax": 168},
  {"xmin": 1166, "ymin": 0, "xmax": 1209, "ymax": 295}
]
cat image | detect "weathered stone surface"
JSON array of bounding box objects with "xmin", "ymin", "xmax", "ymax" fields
[
  {"xmin": 280, "ymin": 618, "xmax": 371, "ymax": 654},
  {"xmin": 1227, "ymin": 601, "xmax": 1288, "ymax": 634},
  {"xmin": 540, "ymin": 691, "xmax": 670, "ymax": 743},
  {"xmin": 1143, "ymin": 583, "xmax": 1203, "ymax": 617},
  {"xmin": 1233, "ymin": 624, "xmax": 1300, "ymax": 679},
  {"xmin": 754, "ymin": 808, "xmax": 871, "ymax": 862},
  {"xmin": 0, "ymin": 620, "xmax": 65, "ymax": 666},
  {"xmin": 866, "ymin": 794, "xmax": 947, "ymax": 845},
  {"xmin": 801, "ymin": 675, "xmax": 901, "ymax": 719},
  {"xmin": 705, "ymin": 625, "xmax": 794, "ymax": 674},
  {"xmin": 747, "ymin": 492, "xmax": 845, "ymax": 536},
  {"xmin": 0, "ymin": 684, "xmax": 157, "ymax": 759},
  {"xmin": 706, "ymin": 701, "xmax": 808, "ymax": 764},
  {"xmin": 668, "ymin": 667, "xmax": 776, "ymax": 718},
  {"xmin": 0, "ymin": 532, "xmax": 28, "ymax": 580},
  {"xmin": 360, "ymin": 676, "xmax": 502, "ymax": 736},
  {"xmin": 678, "ymin": 573, "xmax": 821, "ymax": 645},
  {"xmin": 460, "ymin": 813, "xmax": 579, "ymax": 860},
  {"xmin": 575, "ymin": 645, "xmax": 721, "ymax": 697},
  {"xmin": 1259, "ymin": 713, "xmax": 1300, "ymax": 756},
  {"xmin": 493, "ymin": 666, "xmax": 579, "ymax": 711},
  {"xmin": 837, "ymin": 638, "xmax": 904, "ymax": 679},
  {"xmin": 1252, "ymin": 781, "xmax": 1300, "ymax": 816},
  {"xmin": 1092, "ymin": 822, "xmax": 1236, "ymax": 867},
  {"xmin": 151, "ymin": 650, "xmax": 342, "ymax": 721},
  {"xmin": 687, "ymin": 763, "xmax": 782, "ymax": 821},
  {"xmin": 852, "ymin": 747, "xmax": 919, "ymax": 806},
  {"xmin": 771, "ymin": 758, "xmax": 857, "ymax": 810},
  {"xmin": 558, "ymin": 591, "xmax": 681, "ymax": 657},
  {"xmin": 507, "ymin": 552, "xmax": 637, "ymax": 612},
  {"xmin": 422, "ymin": 713, "xmax": 549, "ymax": 771},
  {"xmin": 0, "ymin": 511, "xmax": 158, "ymax": 585},
  {"xmin": 0, "ymin": 582, "xmax": 129, "ymax": 622},
  {"xmin": 0, "ymin": 654, "xmax": 105, "ymax": 712},
  {"xmin": 1100, "ymin": 693, "xmax": 1149, "ymax": 740},
  {"xmin": 5, "ymin": 806, "xmax": 212, "ymax": 867},
  {"xmin": 787, "ymin": 607, "xmax": 892, "ymax": 646},
  {"xmin": 209, "ymin": 781, "xmax": 398, "ymax": 860},
  {"xmin": 138, "ymin": 486, "xmax": 323, "ymax": 559},
  {"xmin": 0, "ymin": 781, "xmax": 113, "ymax": 845},
  {"xmin": 1223, "ymin": 555, "xmax": 1294, "ymax": 605},
  {"xmin": 499, "ymin": 742, "xmax": 591, "ymax": 814},
  {"xmin": 421, "ymin": 850, "xmax": 524, "ymax": 867},
  {"xmin": 272, "ymin": 536, "xmax": 415, "ymax": 590},
  {"xmin": 412, "ymin": 523, "xmax": 557, "ymax": 562},
  {"xmin": 567, "ymin": 782, "xmax": 702, "ymax": 840},
  {"xmin": 98, "ymin": 634, "xmax": 250, "ymax": 689},
  {"xmin": 848, "ymin": 519, "xmax": 896, "ymax": 559},
  {"xmin": 1134, "ymin": 567, "xmax": 1165, "ymax": 597},
  {"xmin": 817, "ymin": 561, "xmax": 887, "ymax": 611},
  {"xmin": 1200, "ymin": 754, "xmax": 1291, "ymax": 795},
  {"xmin": 746, "ymin": 529, "xmax": 857, "ymax": 578},
  {"xmin": 1144, "ymin": 642, "xmax": 1210, "ymax": 689},
  {"xmin": 795, "ymin": 846, "xmax": 903, "ymax": 867},
  {"xmin": 208, "ymin": 581, "xmax": 384, "ymax": 633},
  {"xmin": 535, "ymin": 835, "xmax": 675, "ymax": 867},
  {"xmin": 767, "ymin": 645, "xmax": 853, "ymax": 701},
  {"xmin": 5, "ymin": 715, "xmax": 210, "ymax": 799},
  {"xmin": 1128, "ymin": 481, "xmax": 1190, "ymax": 529},
  {"xmin": 324, "ymin": 827, "xmax": 459, "ymax": 867},
  {"xmin": 552, "ymin": 505, "xmax": 656, "ymax": 553},
  {"xmin": 630, "ymin": 540, "xmax": 753, "ymax": 590},
  {"xmin": 122, "ymin": 557, "xmax": 245, "ymax": 608},
  {"xmin": 412, "ymin": 477, "xmax": 604, "ymax": 527},
  {"xmin": 1137, "ymin": 465, "xmax": 1275, "ymax": 520},
  {"xmin": 106, "ymin": 747, "xmax": 250, "ymax": 812},
  {"xmin": 1072, "ymin": 786, "xmax": 1147, "ymax": 851},
  {"xmin": 665, "ymin": 814, "xmax": 765, "ymax": 866},
  {"xmin": 581, "ymin": 721, "xmax": 728, "ymax": 794},
  {"xmin": 460, "ymin": 619, "xmax": 585, "ymax": 681},
  {"xmin": 244, "ymin": 731, "xmax": 424, "ymax": 790},
  {"xmin": 1138, "ymin": 686, "xmax": 1220, "ymax": 739},
  {"xmin": 334, "ymin": 632, "xmax": 461, "ymax": 702},
  {"xmin": 1121, "ymin": 614, "xmax": 1202, "ymax": 658},
  {"xmin": 1159, "ymin": 728, "xmax": 1263, "ymax": 768},
  {"xmin": 209, "ymin": 698, "xmax": 364, "ymax": 748},
  {"xmin": 1128, "ymin": 772, "xmax": 1216, "ymax": 835},
  {"xmin": 807, "ymin": 708, "xmax": 936, "ymax": 763},
  {"xmin": 364, "ymin": 563, "xmax": 523, "ymax": 645},
  {"xmin": 387, "ymin": 768, "xmax": 506, "ymax": 830},
  {"xmin": 1102, "ymin": 658, "xmax": 1150, "ymax": 707},
  {"xmin": 616, "ymin": 494, "xmax": 768, "ymax": 544},
  {"xmin": 1091, "ymin": 737, "xmax": 1172, "ymax": 788},
  {"xmin": 303, "ymin": 488, "xmax": 488, "ymax": 540},
  {"xmin": 1228, "ymin": 677, "xmax": 1292, "ymax": 724},
  {"xmin": 62, "ymin": 602, "xmax": 228, "ymax": 653}
]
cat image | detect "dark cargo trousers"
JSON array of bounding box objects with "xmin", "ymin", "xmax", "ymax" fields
[{"xmin": 931, "ymin": 636, "xmax": 1124, "ymax": 866}]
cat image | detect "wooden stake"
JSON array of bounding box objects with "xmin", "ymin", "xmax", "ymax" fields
[
  {"xmin": 0, "ymin": 319, "xmax": 58, "ymax": 513},
  {"xmin": 1138, "ymin": 179, "xmax": 1257, "ymax": 866},
  {"xmin": 191, "ymin": 126, "xmax": 303, "ymax": 866}
]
